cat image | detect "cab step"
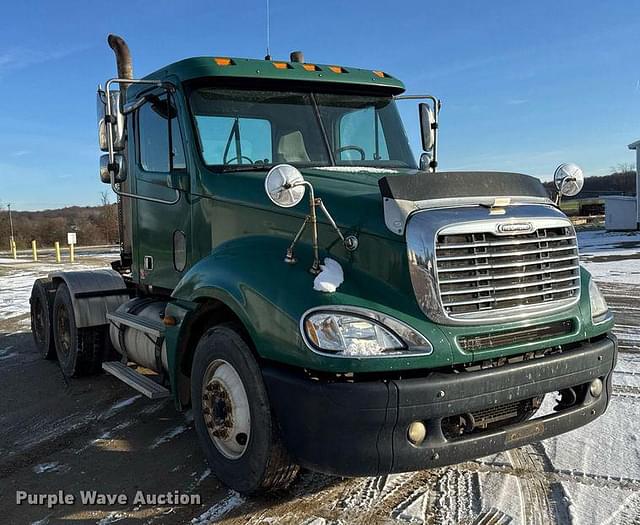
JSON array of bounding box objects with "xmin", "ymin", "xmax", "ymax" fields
[
  {"xmin": 106, "ymin": 311, "xmax": 165, "ymax": 337},
  {"xmin": 102, "ymin": 361, "xmax": 170, "ymax": 399}
]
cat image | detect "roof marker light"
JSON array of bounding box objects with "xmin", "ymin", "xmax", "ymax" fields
[
  {"xmin": 303, "ymin": 63, "xmax": 321, "ymax": 72},
  {"xmin": 372, "ymin": 70, "xmax": 386, "ymax": 78},
  {"xmin": 328, "ymin": 66, "xmax": 346, "ymax": 74},
  {"xmin": 214, "ymin": 57, "xmax": 234, "ymax": 66},
  {"xmin": 272, "ymin": 61, "xmax": 291, "ymax": 69}
]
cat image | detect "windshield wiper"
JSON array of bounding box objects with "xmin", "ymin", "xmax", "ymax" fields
[
  {"xmin": 220, "ymin": 164, "xmax": 273, "ymax": 173},
  {"xmin": 310, "ymin": 93, "xmax": 336, "ymax": 165}
]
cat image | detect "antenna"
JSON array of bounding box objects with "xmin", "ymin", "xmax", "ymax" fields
[{"xmin": 265, "ymin": 0, "xmax": 271, "ymax": 60}]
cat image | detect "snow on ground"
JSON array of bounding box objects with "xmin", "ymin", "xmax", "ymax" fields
[
  {"xmin": 192, "ymin": 492, "xmax": 245, "ymax": 525},
  {"xmin": 582, "ymin": 257, "xmax": 640, "ymax": 285},
  {"xmin": 0, "ymin": 261, "xmax": 99, "ymax": 320},
  {"xmin": 578, "ymin": 229, "xmax": 640, "ymax": 285},
  {"xmin": 577, "ymin": 229, "xmax": 640, "ymax": 252}
]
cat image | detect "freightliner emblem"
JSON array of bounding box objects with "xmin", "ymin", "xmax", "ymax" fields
[{"xmin": 496, "ymin": 222, "xmax": 535, "ymax": 234}]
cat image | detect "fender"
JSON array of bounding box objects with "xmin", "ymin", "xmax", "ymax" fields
[
  {"xmin": 49, "ymin": 269, "xmax": 130, "ymax": 328},
  {"xmin": 166, "ymin": 235, "xmax": 453, "ymax": 378}
]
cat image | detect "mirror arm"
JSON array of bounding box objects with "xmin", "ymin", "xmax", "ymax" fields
[
  {"xmin": 395, "ymin": 94, "xmax": 441, "ymax": 172},
  {"xmin": 284, "ymin": 182, "xmax": 358, "ymax": 271},
  {"xmin": 122, "ymin": 96, "xmax": 148, "ymax": 115},
  {"xmin": 268, "ymin": 166, "xmax": 358, "ymax": 274},
  {"xmin": 104, "ymin": 77, "xmax": 180, "ymax": 205},
  {"xmin": 555, "ymin": 176, "xmax": 577, "ymax": 207},
  {"xmin": 285, "ymin": 215, "xmax": 310, "ymax": 265},
  {"xmin": 281, "ymin": 181, "xmax": 320, "ymax": 273},
  {"xmin": 303, "ymin": 182, "xmax": 321, "ymax": 274},
  {"xmin": 317, "ymin": 199, "xmax": 345, "ymax": 244}
]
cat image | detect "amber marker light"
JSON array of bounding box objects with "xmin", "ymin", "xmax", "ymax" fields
[
  {"xmin": 328, "ymin": 66, "xmax": 345, "ymax": 74},
  {"xmin": 213, "ymin": 57, "xmax": 233, "ymax": 66},
  {"xmin": 272, "ymin": 62, "xmax": 290, "ymax": 69},
  {"xmin": 305, "ymin": 319, "xmax": 319, "ymax": 346},
  {"xmin": 163, "ymin": 316, "xmax": 177, "ymax": 326}
]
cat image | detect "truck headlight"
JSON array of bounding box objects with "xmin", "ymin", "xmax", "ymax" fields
[
  {"xmin": 302, "ymin": 307, "xmax": 432, "ymax": 357},
  {"xmin": 589, "ymin": 279, "xmax": 609, "ymax": 323}
]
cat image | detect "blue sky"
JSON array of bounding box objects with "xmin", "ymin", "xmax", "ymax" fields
[{"xmin": 1, "ymin": 0, "xmax": 639, "ymax": 210}]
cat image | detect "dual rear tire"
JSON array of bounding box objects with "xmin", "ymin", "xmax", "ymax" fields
[
  {"xmin": 30, "ymin": 279, "xmax": 56, "ymax": 360},
  {"xmin": 30, "ymin": 280, "xmax": 110, "ymax": 377}
]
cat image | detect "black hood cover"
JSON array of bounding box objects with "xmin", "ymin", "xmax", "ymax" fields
[{"xmin": 378, "ymin": 171, "xmax": 549, "ymax": 201}]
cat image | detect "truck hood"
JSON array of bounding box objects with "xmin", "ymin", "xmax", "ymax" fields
[
  {"xmin": 296, "ymin": 167, "xmax": 551, "ymax": 240},
  {"xmin": 294, "ymin": 166, "xmax": 411, "ymax": 240}
]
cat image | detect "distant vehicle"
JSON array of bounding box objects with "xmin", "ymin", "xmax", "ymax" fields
[{"xmin": 30, "ymin": 35, "xmax": 616, "ymax": 494}]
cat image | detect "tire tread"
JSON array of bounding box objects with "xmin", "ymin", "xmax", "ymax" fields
[{"xmin": 192, "ymin": 323, "xmax": 299, "ymax": 493}]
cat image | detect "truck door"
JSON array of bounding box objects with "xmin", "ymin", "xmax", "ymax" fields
[{"xmin": 131, "ymin": 91, "xmax": 191, "ymax": 290}]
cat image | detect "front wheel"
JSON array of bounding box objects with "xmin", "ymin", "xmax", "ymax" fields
[{"xmin": 191, "ymin": 324, "xmax": 299, "ymax": 494}]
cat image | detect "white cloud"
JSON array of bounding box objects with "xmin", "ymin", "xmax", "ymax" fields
[{"xmin": 0, "ymin": 44, "xmax": 88, "ymax": 75}]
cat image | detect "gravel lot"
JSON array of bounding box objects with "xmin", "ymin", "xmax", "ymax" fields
[{"xmin": 0, "ymin": 232, "xmax": 639, "ymax": 525}]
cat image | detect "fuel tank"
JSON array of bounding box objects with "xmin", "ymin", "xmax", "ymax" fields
[{"xmin": 109, "ymin": 298, "xmax": 168, "ymax": 373}]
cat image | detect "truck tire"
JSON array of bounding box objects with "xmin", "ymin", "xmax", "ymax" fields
[
  {"xmin": 52, "ymin": 283, "xmax": 107, "ymax": 378},
  {"xmin": 30, "ymin": 279, "xmax": 56, "ymax": 360},
  {"xmin": 191, "ymin": 324, "xmax": 299, "ymax": 494}
]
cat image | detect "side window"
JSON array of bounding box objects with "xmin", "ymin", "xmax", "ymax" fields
[
  {"xmin": 339, "ymin": 107, "xmax": 389, "ymax": 161},
  {"xmin": 138, "ymin": 94, "xmax": 185, "ymax": 172},
  {"xmin": 194, "ymin": 116, "xmax": 272, "ymax": 165}
]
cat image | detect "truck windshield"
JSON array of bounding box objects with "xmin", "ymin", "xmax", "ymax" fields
[{"xmin": 189, "ymin": 88, "xmax": 416, "ymax": 170}]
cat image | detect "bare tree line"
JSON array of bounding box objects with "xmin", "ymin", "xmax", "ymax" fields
[{"xmin": 0, "ymin": 192, "xmax": 119, "ymax": 250}]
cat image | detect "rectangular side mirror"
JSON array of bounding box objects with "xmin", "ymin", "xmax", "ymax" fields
[
  {"xmin": 97, "ymin": 89, "xmax": 125, "ymax": 152},
  {"xmin": 100, "ymin": 153, "xmax": 127, "ymax": 184},
  {"xmin": 419, "ymin": 103, "xmax": 435, "ymax": 152}
]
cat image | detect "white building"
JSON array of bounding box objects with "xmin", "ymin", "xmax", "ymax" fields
[
  {"xmin": 602, "ymin": 141, "xmax": 640, "ymax": 230},
  {"xmin": 602, "ymin": 195, "xmax": 636, "ymax": 230},
  {"xmin": 626, "ymin": 140, "xmax": 640, "ymax": 229}
]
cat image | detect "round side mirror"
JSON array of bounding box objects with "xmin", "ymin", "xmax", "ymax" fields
[
  {"xmin": 264, "ymin": 164, "xmax": 306, "ymax": 208},
  {"xmin": 554, "ymin": 163, "xmax": 584, "ymax": 197}
]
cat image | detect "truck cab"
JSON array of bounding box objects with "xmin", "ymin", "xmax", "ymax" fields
[{"xmin": 30, "ymin": 34, "xmax": 616, "ymax": 494}]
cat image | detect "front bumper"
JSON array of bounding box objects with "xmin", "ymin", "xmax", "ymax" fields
[{"xmin": 263, "ymin": 334, "xmax": 617, "ymax": 477}]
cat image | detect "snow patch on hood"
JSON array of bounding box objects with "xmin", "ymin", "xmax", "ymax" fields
[
  {"xmin": 313, "ymin": 166, "xmax": 398, "ymax": 174},
  {"xmin": 313, "ymin": 258, "xmax": 344, "ymax": 293}
]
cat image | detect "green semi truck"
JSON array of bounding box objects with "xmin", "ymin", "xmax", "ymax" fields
[{"xmin": 30, "ymin": 34, "xmax": 616, "ymax": 494}]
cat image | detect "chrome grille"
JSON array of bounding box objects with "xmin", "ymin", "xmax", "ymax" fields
[{"xmin": 435, "ymin": 223, "xmax": 580, "ymax": 319}]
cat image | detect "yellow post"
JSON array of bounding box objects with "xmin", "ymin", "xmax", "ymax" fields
[
  {"xmin": 31, "ymin": 240, "xmax": 38, "ymax": 261},
  {"xmin": 69, "ymin": 243, "xmax": 75, "ymax": 263},
  {"xmin": 11, "ymin": 240, "xmax": 17, "ymax": 260},
  {"xmin": 55, "ymin": 241, "xmax": 61, "ymax": 263}
]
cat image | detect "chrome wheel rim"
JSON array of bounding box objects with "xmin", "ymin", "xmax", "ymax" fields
[{"xmin": 201, "ymin": 359, "xmax": 250, "ymax": 459}]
